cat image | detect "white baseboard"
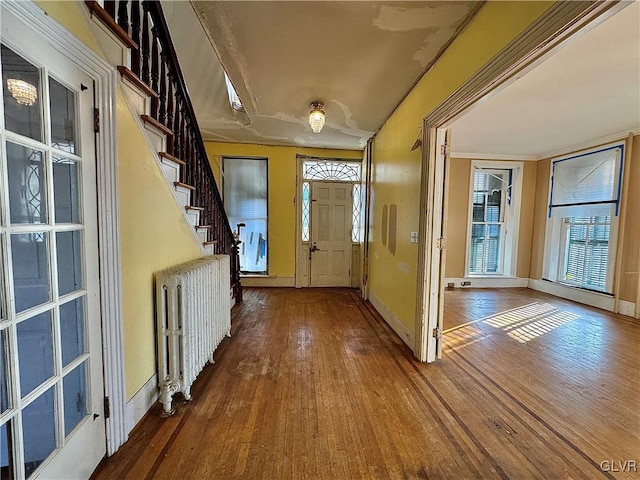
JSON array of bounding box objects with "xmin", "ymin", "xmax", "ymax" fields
[
  {"xmin": 618, "ymin": 299, "xmax": 636, "ymax": 318},
  {"xmin": 527, "ymin": 279, "xmax": 615, "ymax": 312},
  {"xmin": 241, "ymin": 276, "xmax": 295, "ymax": 287},
  {"xmin": 368, "ymin": 293, "xmax": 415, "ymax": 349},
  {"xmin": 125, "ymin": 375, "xmax": 158, "ymax": 434},
  {"xmin": 445, "ymin": 277, "xmax": 529, "ymax": 288}
]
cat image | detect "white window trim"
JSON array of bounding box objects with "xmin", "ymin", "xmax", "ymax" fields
[
  {"xmin": 464, "ymin": 160, "xmax": 523, "ymax": 278},
  {"xmin": 542, "ymin": 142, "xmax": 623, "ymax": 295}
]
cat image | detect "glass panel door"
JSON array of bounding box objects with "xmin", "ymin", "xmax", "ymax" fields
[{"xmin": 0, "ymin": 33, "xmax": 105, "ymax": 480}]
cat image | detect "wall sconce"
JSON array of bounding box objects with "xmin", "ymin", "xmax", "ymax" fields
[
  {"xmin": 309, "ymin": 101, "xmax": 325, "ymax": 134},
  {"xmin": 6, "ymin": 78, "xmax": 38, "ymax": 106}
]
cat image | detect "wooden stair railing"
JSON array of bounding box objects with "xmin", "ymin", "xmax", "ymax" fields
[{"xmin": 87, "ymin": 0, "xmax": 242, "ymax": 303}]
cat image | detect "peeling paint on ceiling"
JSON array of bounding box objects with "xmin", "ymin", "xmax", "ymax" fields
[{"xmin": 164, "ymin": 0, "xmax": 479, "ymax": 150}]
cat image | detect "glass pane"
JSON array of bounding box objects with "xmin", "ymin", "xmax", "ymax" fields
[
  {"xmin": 302, "ymin": 161, "xmax": 360, "ymax": 181},
  {"xmin": 17, "ymin": 310, "xmax": 54, "ymax": 397},
  {"xmin": 11, "ymin": 233, "xmax": 50, "ymax": 313},
  {"xmin": 223, "ymin": 158, "xmax": 268, "ymax": 274},
  {"xmin": 59, "ymin": 297, "xmax": 85, "ymax": 367},
  {"xmin": 1, "ymin": 45, "xmax": 42, "ymax": 142},
  {"xmin": 0, "ymin": 331, "xmax": 8, "ymax": 413},
  {"xmin": 53, "ymin": 156, "xmax": 80, "ymax": 223},
  {"xmin": 63, "ymin": 362, "xmax": 87, "ymax": 437},
  {"xmin": 56, "ymin": 230, "xmax": 83, "ymax": 296},
  {"xmin": 7, "ymin": 142, "xmax": 46, "ymax": 225},
  {"xmin": 22, "ymin": 386, "xmax": 56, "ymax": 479},
  {"xmin": 49, "ymin": 78, "xmax": 77, "ymax": 154},
  {"xmin": 301, "ymin": 182, "xmax": 310, "ymax": 242},
  {"xmin": 352, "ymin": 183, "xmax": 361, "ymax": 243},
  {"xmin": 0, "ymin": 421, "xmax": 14, "ymax": 480}
]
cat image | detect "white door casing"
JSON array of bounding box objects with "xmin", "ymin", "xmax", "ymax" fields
[
  {"xmin": 310, "ymin": 182, "xmax": 352, "ymax": 287},
  {"xmin": 0, "ymin": 16, "xmax": 106, "ymax": 480}
]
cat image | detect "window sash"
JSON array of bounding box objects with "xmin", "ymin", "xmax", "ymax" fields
[
  {"xmin": 560, "ymin": 216, "xmax": 610, "ymax": 292},
  {"xmin": 549, "ymin": 145, "xmax": 623, "ymax": 218}
]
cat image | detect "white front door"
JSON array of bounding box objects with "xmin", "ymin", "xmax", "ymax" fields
[
  {"xmin": 310, "ymin": 182, "xmax": 352, "ymax": 287},
  {"xmin": 0, "ymin": 24, "xmax": 106, "ymax": 480}
]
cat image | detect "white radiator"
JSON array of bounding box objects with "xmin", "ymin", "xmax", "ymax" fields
[{"xmin": 155, "ymin": 255, "xmax": 231, "ymax": 415}]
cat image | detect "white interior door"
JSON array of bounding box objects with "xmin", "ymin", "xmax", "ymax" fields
[
  {"xmin": 0, "ymin": 24, "xmax": 105, "ymax": 480},
  {"xmin": 310, "ymin": 182, "xmax": 352, "ymax": 287}
]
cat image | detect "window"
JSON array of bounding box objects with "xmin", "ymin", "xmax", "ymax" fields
[
  {"xmin": 543, "ymin": 144, "xmax": 623, "ymax": 294},
  {"xmin": 299, "ymin": 159, "xmax": 362, "ymax": 243},
  {"xmin": 222, "ymin": 157, "xmax": 268, "ymax": 274},
  {"xmin": 466, "ymin": 161, "xmax": 523, "ymax": 277},
  {"xmin": 561, "ymin": 216, "xmax": 611, "ymax": 291}
]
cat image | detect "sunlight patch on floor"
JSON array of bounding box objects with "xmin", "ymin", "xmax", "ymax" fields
[{"xmin": 483, "ymin": 303, "xmax": 579, "ymax": 343}]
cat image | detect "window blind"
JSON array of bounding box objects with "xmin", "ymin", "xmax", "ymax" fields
[{"xmin": 549, "ymin": 145, "xmax": 623, "ymax": 218}]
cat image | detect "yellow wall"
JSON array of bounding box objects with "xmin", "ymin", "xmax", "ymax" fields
[
  {"xmin": 444, "ymin": 158, "xmax": 536, "ymax": 279},
  {"xmin": 530, "ymin": 158, "xmax": 551, "ymax": 280},
  {"xmin": 619, "ymin": 135, "xmax": 640, "ymax": 303},
  {"xmin": 118, "ymin": 92, "xmax": 203, "ymax": 399},
  {"xmin": 33, "ymin": 2, "xmax": 205, "ymax": 399},
  {"xmin": 205, "ymin": 142, "xmax": 362, "ymax": 280},
  {"xmin": 35, "ymin": 1, "xmax": 105, "ymax": 58},
  {"xmin": 369, "ymin": 1, "xmax": 554, "ymax": 331}
]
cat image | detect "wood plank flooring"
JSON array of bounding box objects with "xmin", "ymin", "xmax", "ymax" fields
[{"xmin": 91, "ymin": 288, "xmax": 640, "ymax": 479}]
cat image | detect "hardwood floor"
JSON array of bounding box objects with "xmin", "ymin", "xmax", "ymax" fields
[{"xmin": 92, "ymin": 288, "xmax": 640, "ymax": 479}]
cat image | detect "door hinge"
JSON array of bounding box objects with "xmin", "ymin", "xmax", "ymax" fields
[
  {"xmin": 432, "ymin": 326, "xmax": 443, "ymax": 339},
  {"xmin": 440, "ymin": 143, "xmax": 448, "ymax": 156},
  {"xmin": 104, "ymin": 396, "xmax": 110, "ymax": 419},
  {"xmin": 93, "ymin": 108, "xmax": 100, "ymax": 132},
  {"xmin": 435, "ymin": 237, "xmax": 446, "ymax": 250}
]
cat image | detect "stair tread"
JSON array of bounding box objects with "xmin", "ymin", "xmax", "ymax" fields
[
  {"xmin": 174, "ymin": 181, "xmax": 196, "ymax": 191},
  {"xmin": 85, "ymin": 1, "xmax": 137, "ymax": 49},
  {"xmin": 141, "ymin": 115, "xmax": 173, "ymax": 136},
  {"xmin": 159, "ymin": 152, "xmax": 186, "ymax": 166},
  {"xmin": 117, "ymin": 66, "xmax": 158, "ymax": 98}
]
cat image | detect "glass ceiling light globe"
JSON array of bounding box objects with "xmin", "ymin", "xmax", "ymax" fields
[
  {"xmin": 6, "ymin": 78, "xmax": 38, "ymax": 106},
  {"xmin": 309, "ymin": 101, "xmax": 325, "ymax": 134}
]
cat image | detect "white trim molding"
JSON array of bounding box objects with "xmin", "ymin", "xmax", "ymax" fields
[
  {"xmin": 241, "ymin": 276, "xmax": 295, "ymax": 287},
  {"xmin": 451, "ymin": 152, "xmax": 538, "ymax": 162},
  {"xmin": 125, "ymin": 375, "xmax": 159, "ymax": 434},
  {"xmin": 528, "ymin": 279, "xmax": 615, "ymax": 312},
  {"xmin": 4, "ymin": 1, "xmax": 127, "ymax": 455},
  {"xmin": 617, "ymin": 300, "xmax": 636, "ymax": 318},
  {"xmin": 369, "ymin": 293, "xmax": 415, "ymax": 349},
  {"xmin": 446, "ymin": 277, "xmax": 529, "ymax": 288}
]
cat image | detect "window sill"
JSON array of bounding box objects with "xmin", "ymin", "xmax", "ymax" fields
[{"xmin": 240, "ymin": 274, "xmax": 272, "ymax": 278}]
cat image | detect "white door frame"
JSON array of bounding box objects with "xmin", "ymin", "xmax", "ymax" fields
[
  {"xmin": 413, "ymin": 0, "xmax": 627, "ymax": 362},
  {"xmin": 4, "ymin": 1, "xmax": 126, "ymax": 454},
  {"xmin": 295, "ymin": 155, "xmax": 362, "ymax": 288}
]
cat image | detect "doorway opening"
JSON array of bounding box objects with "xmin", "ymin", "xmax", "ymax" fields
[{"xmin": 415, "ymin": 1, "xmax": 635, "ymax": 363}]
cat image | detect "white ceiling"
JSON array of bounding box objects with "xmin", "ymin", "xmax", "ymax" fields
[
  {"xmin": 163, "ymin": 1, "xmax": 479, "ymax": 150},
  {"xmin": 450, "ymin": 1, "xmax": 640, "ymax": 160}
]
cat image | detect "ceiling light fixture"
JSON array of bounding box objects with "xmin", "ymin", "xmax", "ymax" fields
[
  {"xmin": 6, "ymin": 78, "xmax": 37, "ymax": 106},
  {"xmin": 309, "ymin": 101, "xmax": 325, "ymax": 134}
]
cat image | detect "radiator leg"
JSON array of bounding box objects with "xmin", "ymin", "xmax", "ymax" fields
[
  {"xmin": 183, "ymin": 386, "xmax": 192, "ymax": 402},
  {"xmin": 227, "ymin": 328, "xmax": 231, "ymax": 338},
  {"xmin": 208, "ymin": 353, "xmax": 215, "ymax": 365},
  {"xmin": 160, "ymin": 381, "xmax": 180, "ymax": 417}
]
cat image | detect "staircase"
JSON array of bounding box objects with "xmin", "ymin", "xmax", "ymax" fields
[{"xmin": 85, "ymin": 0, "xmax": 242, "ymax": 302}]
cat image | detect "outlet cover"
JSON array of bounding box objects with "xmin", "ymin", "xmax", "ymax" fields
[{"xmin": 410, "ymin": 232, "xmax": 418, "ymax": 243}]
